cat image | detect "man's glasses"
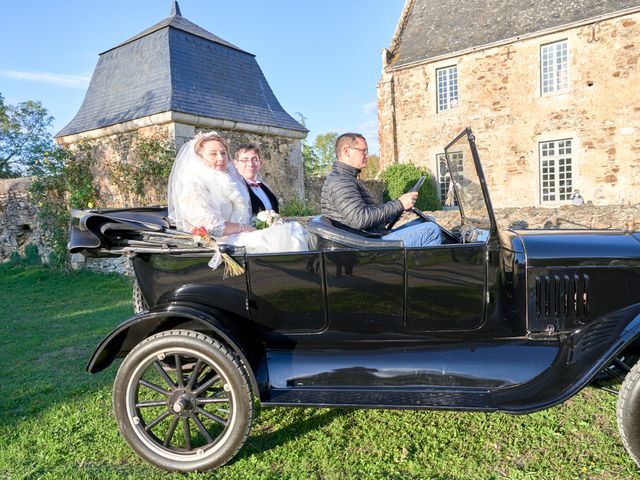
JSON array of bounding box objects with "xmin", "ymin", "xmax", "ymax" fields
[
  {"xmin": 349, "ymin": 147, "xmax": 368, "ymax": 157},
  {"xmin": 236, "ymin": 158, "xmax": 261, "ymax": 165}
]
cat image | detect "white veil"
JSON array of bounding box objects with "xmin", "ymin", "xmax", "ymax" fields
[{"xmin": 167, "ymin": 134, "xmax": 251, "ymax": 233}]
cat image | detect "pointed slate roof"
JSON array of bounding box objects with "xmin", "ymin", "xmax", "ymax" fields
[
  {"xmin": 57, "ymin": 2, "xmax": 306, "ymax": 137},
  {"xmin": 388, "ymin": 0, "xmax": 640, "ymax": 69}
]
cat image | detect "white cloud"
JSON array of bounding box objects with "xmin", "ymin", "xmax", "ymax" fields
[
  {"xmin": 361, "ymin": 100, "xmax": 377, "ymax": 116},
  {"xmin": 0, "ymin": 69, "xmax": 90, "ymax": 89}
]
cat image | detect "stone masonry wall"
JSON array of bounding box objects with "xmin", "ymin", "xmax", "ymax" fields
[
  {"xmin": 378, "ymin": 11, "xmax": 640, "ymax": 208},
  {"xmin": 58, "ymin": 122, "xmax": 306, "ymax": 209},
  {"xmin": 193, "ymin": 126, "xmax": 305, "ymax": 204},
  {"xmin": 0, "ymin": 177, "xmax": 48, "ymax": 262}
]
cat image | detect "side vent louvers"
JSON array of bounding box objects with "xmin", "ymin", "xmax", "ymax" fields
[{"xmin": 535, "ymin": 273, "xmax": 589, "ymax": 320}]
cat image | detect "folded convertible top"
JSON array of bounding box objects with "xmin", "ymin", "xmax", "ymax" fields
[{"xmin": 68, "ymin": 206, "xmax": 175, "ymax": 255}]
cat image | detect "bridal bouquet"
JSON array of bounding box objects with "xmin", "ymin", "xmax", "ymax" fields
[
  {"xmin": 191, "ymin": 226, "xmax": 245, "ymax": 278},
  {"xmin": 254, "ymin": 210, "xmax": 284, "ymax": 230}
]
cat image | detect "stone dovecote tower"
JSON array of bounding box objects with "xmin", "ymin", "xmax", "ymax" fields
[{"xmin": 56, "ymin": 1, "xmax": 307, "ymax": 205}]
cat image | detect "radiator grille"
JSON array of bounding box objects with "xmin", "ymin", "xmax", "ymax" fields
[{"xmin": 535, "ymin": 273, "xmax": 589, "ymax": 320}]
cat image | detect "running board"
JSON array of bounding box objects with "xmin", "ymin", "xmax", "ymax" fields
[{"xmin": 263, "ymin": 387, "xmax": 496, "ymax": 411}]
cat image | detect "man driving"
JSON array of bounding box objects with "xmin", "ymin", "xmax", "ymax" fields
[{"xmin": 320, "ymin": 133, "xmax": 441, "ymax": 247}]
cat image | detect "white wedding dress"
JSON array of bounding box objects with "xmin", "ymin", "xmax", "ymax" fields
[{"xmin": 167, "ymin": 138, "xmax": 309, "ymax": 254}]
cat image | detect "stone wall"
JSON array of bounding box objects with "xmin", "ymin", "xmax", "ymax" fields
[
  {"xmin": 378, "ymin": 11, "xmax": 640, "ymax": 208},
  {"xmin": 428, "ymin": 203, "xmax": 640, "ymax": 232},
  {"xmin": 0, "ymin": 177, "xmax": 48, "ymax": 262},
  {"xmin": 57, "ymin": 121, "xmax": 306, "ymax": 210},
  {"xmin": 74, "ymin": 125, "xmax": 172, "ymax": 208},
  {"xmin": 193, "ymin": 126, "xmax": 305, "ymax": 204}
]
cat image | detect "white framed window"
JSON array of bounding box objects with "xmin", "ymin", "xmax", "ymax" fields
[
  {"xmin": 539, "ymin": 138, "xmax": 573, "ymax": 203},
  {"xmin": 437, "ymin": 151, "xmax": 463, "ymax": 205},
  {"xmin": 436, "ymin": 65, "xmax": 458, "ymax": 112},
  {"xmin": 541, "ymin": 40, "xmax": 568, "ymax": 94}
]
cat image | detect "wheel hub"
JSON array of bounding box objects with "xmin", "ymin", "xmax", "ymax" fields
[{"xmin": 168, "ymin": 389, "xmax": 196, "ymax": 417}]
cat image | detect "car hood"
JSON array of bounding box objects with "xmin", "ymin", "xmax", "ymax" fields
[{"xmin": 506, "ymin": 229, "xmax": 640, "ymax": 267}]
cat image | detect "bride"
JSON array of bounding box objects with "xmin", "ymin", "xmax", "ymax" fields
[{"xmin": 168, "ymin": 132, "xmax": 309, "ymax": 253}]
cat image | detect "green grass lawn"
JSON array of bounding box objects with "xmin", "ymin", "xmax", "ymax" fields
[{"xmin": 0, "ymin": 263, "xmax": 638, "ymax": 479}]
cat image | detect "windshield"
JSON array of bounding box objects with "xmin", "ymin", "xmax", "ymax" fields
[{"xmin": 443, "ymin": 129, "xmax": 493, "ymax": 230}]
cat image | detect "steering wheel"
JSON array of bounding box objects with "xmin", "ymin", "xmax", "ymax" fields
[{"xmin": 386, "ymin": 176, "xmax": 427, "ymax": 230}]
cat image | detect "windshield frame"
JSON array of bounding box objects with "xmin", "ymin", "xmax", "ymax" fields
[{"xmin": 444, "ymin": 128, "xmax": 497, "ymax": 233}]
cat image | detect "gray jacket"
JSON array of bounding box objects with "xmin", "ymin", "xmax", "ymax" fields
[{"xmin": 321, "ymin": 161, "xmax": 403, "ymax": 233}]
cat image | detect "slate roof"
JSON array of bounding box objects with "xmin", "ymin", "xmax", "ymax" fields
[
  {"xmin": 389, "ymin": 0, "xmax": 640, "ymax": 69},
  {"xmin": 57, "ymin": 3, "xmax": 306, "ymax": 137}
]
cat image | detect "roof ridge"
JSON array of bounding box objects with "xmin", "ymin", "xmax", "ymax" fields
[{"xmin": 100, "ymin": 10, "xmax": 250, "ymax": 56}]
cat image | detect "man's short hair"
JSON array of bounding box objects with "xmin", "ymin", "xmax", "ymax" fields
[
  {"xmin": 335, "ymin": 133, "xmax": 365, "ymax": 160},
  {"xmin": 234, "ymin": 143, "xmax": 262, "ymax": 161}
]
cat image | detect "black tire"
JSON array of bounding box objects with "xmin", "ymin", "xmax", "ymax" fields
[
  {"xmin": 113, "ymin": 329, "xmax": 253, "ymax": 472},
  {"xmin": 132, "ymin": 279, "xmax": 148, "ymax": 314},
  {"xmin": 617, "ymin": 360, "xmax": 640, "ymax": 468}
]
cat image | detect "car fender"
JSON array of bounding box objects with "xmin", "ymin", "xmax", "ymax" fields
[
  {"xmin": 598, "ymin": 311, "xmax": 640, "ymax": 375},
  {"xmin": 86, "ymin": 303, "xmax": 262, "ymax": 398}
]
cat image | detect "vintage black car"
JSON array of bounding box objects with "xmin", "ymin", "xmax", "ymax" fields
[{"xmin": 69, "ymin": 128, "xmax": 640, "ymax": 472}]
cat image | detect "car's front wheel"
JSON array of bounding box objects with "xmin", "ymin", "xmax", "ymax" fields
[
  {"xmin": 617, "ymin": 359, "xmax": 640, "ymax": 468},
  {"xmin": 113, "ymin": 329, "xmax": 253, "ymax": 472}
]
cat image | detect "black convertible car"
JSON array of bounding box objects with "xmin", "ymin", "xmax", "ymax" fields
[{"xmin": 69, "ymin": 128, "xmax": 640, "ymax": 472}]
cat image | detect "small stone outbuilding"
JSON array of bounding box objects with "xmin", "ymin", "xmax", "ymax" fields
[
  {"xmin": 56, "ymin": 1, "xmax": 307, "ymax": 206},
  {"xmin": 378, "ymin": 0, "xmax": 640, "ymax": 207}
]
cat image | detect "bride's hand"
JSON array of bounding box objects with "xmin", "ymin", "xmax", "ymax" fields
[{"xmin": 223, "ymin": 222, "xmax": 256, "ymax": 235}]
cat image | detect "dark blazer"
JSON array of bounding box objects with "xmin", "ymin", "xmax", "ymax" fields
[{"xmin": 244, "ymin": 179, "xmax": 279, "ymax": 214}]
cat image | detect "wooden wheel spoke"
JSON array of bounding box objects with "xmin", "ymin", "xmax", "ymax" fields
[
  {"xmin": 163, "ymin": 416, "xmax": 180, "ymax": 447},
  {"xmin": 153, "ymin": 361, "xmax": 176, "ymax": 389},
  {"xmin": 144, "ymin": 410, "xmax": 171, "ymax": 431},
  {"xmin": 196, "ymin": 407, "xmax": 228, "ymax": 426},
  {"xmin": 186, "ymin": 359, "xmax": 203, "ymax": 390},
  {"xmin": 139, "ymin": 379, "xmax": 170, "ymax": 396},
  {"xmin": 136, "ymin": 400, "xmax": 167, "ymax": 408},
  {"xmin": 183, "ymin": 417, "xmax": 192, "ymax": 450},
  {"xmin": 175, "ymin": 354, "xmax": 184, "ymax": 388},
  {"xmin": 192, "ymin": 414, "xmax": 214, "ymax": 444},
  {"xmin": 197, "ymin": 397, "xmax": 229, "ymax": 405},
  {"xmin": 193, "ymin": 373, "xmax": 221, "ymax": 396}
]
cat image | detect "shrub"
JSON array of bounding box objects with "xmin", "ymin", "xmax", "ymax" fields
[
  {"xmin": 108, "ymin": 134, "xmax": 175, "ymax": 205},
  {"xmin": 280, "ymin": 197, "xmax": 318, "ymax": 217},
  {"xmin": 23, "ymin": 244, "xmax": 41, "ymax": 265},
  {"xmin": 6, "ymin": 243, "xmax": 41, "ymax": 267},
  {"xmin": 380, "ymin": 163, "xmax": 440, "ymax": 211}
]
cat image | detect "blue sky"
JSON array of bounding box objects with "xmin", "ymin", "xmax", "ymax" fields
[{"xmin": 0, "ymin": 0, "xmax": 405, "ymax": 153}]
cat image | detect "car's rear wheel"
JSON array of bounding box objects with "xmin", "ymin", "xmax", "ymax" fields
[
  {"xmin": 113, "ymin": 329, "xmax": 253, "ymax": 472},
  {"xmin": 617, "ymin": 360, "xmax": 640, "ymax": 468}
]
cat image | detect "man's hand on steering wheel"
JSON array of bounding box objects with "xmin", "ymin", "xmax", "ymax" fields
[{"xmin": 398, "ymin": 191, "xmax": 418, "ymax": 210}]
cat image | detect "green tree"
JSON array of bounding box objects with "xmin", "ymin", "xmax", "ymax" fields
[
  {"xmin": 312, "ymin": 132, "xmax": 337, "ymax": 175},
  {"xmin": 0, "ymin": 93, "xmax": 54, "ymax": 177},
  {"xmin": 293, "ymin": 113, "xmax": 337, "ymax": 177},
  {"xmin": 359, "ymin": 153, "xmax": 381, "ymax": 180},
  {"xmin": 296, "ymin": 112, "xmax": 320, "ymax": 176}
]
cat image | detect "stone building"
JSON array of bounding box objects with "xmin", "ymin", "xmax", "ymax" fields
[
  {"xmin": 378, "ymin": 0, "xmax": 640, "ymax": 207},
  {"xmin": 56, "ymin": 1, "xmax": 307, "ymax": 206}
]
